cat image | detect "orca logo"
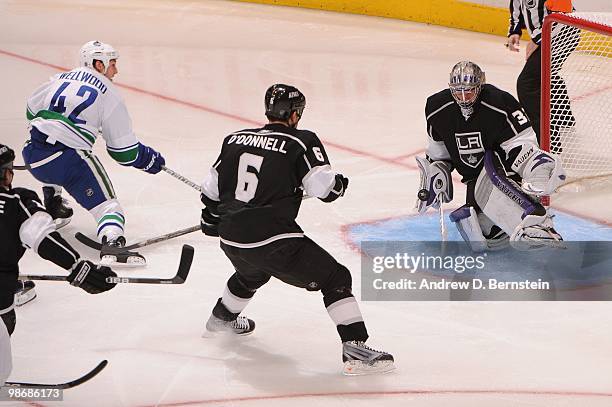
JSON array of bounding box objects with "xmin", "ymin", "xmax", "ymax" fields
[{"xmin": 455, "ymin": 132, "xmax": 484, "ymax": 168}]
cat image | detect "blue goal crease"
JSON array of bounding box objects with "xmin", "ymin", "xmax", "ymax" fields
[{"xmin": 346, "ymin": 210, "xmax": 612, "ymax": 244}]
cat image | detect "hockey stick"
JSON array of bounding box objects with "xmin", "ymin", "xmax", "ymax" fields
[
  {"xmin": 4, "ymin": 360, "xmax": 107, "ymax": 389},
  {"xmin": 162, "ymin": 165, "xmax": 202, "ymax": 192},
  {"xmin": 162, "ymin": 165, "xmax": 313, "ymax": 200},
  {"xmin": 75, "ymin": 225, "xmax": 200, "ymax": 252},
  {"xmin": 19, "ymin": 244, "xmax": 194, "ymax": 285},
  {"xmin": 13, "ymin": 164, "xmax": 31, "ymax": 171}
]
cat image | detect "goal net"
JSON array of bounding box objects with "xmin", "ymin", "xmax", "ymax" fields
[{"xmin": 541, "ymin": 12, "xmax": 612, "ymax": 190}]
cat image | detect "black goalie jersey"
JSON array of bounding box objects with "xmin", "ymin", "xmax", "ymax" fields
[
  {"xmin": 201, "ymin": 123, "xmax": 341, "ymax": 247},
  {"xmin": 425, "ymin": 84, "xmax": 535, "ymax": 183}
]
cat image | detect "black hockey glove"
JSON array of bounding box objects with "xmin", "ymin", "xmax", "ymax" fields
[
  {"xmin": 201, "ymin": 207, "xmax": 220, "ymax": 237},
  {"xmin": 320, "ymin": 173, "xmax": 349, "ymax": 202},
  {"xmin": 67, "ymin": 260, "xmax": 117, "ymax": 294}
]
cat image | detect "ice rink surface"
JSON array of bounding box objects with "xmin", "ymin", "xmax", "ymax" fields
[{"xmin": 1, "ymin": 1, "xmax": 611, "ymax": 406}]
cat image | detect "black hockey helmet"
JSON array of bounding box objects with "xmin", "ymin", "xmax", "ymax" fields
[
  {"xmin": 0, "ymin": 144, "xmax": 15, "ymax": 181},
  {"xmin": 264, "ymin": 84, "xmax": 306, "ymax": 121}
]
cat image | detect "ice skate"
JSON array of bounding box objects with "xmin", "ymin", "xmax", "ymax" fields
[
  {"xmin": 342, "ymin": 341, "xmax": 395, "ymax": 376},
  {"xmin": 204, "ymin": 314, "xmax": 255, "ymax": 336},
  {"xmin": 15, "ymin": 280, "xmax": 37, "ymax": 306},
  {"xmin": 43, "ymin": 187, "xmax": 73, "ymax": 229},
  {"xmin": 204, "ymin": 298, "xmax": 255, "ymax": 336},
  {"xmin": 100, "ymin": 236, "xmax": 146, "ymax": 267}
]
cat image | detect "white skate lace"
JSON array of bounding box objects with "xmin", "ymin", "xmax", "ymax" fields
[
  {"xmin": 231, "ymin": 316, "xmax": 250, "ymax": 330},
  {"xmin": 350, "ymin": 341, "xmax": 384, "ymax": 355}
]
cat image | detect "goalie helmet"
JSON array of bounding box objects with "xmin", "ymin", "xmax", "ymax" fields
[
  {"xmin": 79, "ymin": 40, "xmax": 119, "ymax": 72},
  {"xmin": 449, "ymin": 61, "xmax": 486, "ymax": 109},
  {"xmin": 0, "ymin": 144, "xmax": 15, "ymax": 181},
  {"xmin": 264, "ymin": 84, "xmax": 306, "ymax": 121}
]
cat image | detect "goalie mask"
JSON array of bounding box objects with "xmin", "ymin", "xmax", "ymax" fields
[
  {"xmin": 0, "ymin": 143, "xmax": 15, "ymax": 182},
  {"xmin": 79, "ymin": 40, "xmax": 119, "ymax": 74},
  {"xmin": 449, "ymin": 61, "xmax": 486, "ymax": 111},
  {"xmin": 265, "ymin": 84, "xmax": 306, "ymax": 122}
]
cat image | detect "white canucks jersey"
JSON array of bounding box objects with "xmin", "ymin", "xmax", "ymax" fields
[{"xmin": 26, "ymin": 67, "xmax": 140, "ymax": 164}]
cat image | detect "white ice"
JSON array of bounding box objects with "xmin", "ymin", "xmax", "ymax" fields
[{"xmin": 1, "ymin": 1, "xmax": 611, "ymax": 406}]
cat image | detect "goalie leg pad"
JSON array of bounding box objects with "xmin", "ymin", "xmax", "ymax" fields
[
  {"xmin": 475, "ymin": 151, "xmax": 543, "ymax": 235},
  {"xmin": 449, "ymin": 206, "xmax": 487, "ymax": 252},
  {"xmin": 415, "ymin": 156, "xmax": 453, "ymax": 213},
  {"xmin": 475, "ymin": 152, "xmax": 561, "ymax": 245}
]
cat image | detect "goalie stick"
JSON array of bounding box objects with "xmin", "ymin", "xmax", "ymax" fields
[
  {"xmin": 4, "ymin": 360, "xmax": 108, "ymax": 389},
  {"xmin": 75, "ymin": 225, "xmax": 200, "ymax": 252},
  {"xmin": 19, "ymin": 244, "xmax": 194, "ymax": 284}
]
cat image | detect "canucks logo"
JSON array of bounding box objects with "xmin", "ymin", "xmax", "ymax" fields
[{"xmin": 455, "ymin": 132, "xmax": 484, "ymax": 168}]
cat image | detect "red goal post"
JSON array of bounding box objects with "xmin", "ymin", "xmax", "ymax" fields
[{"xmin": 540, "ymin": 12, "xmax": 612, "ymax": 204}]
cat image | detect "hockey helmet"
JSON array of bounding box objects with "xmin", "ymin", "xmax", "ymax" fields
[
  {"xmin": 449, "ymin": 61, "xmax": 486, "ymax": 109},
  {"xmin": 0, "ymin": 144, "xmax": 15, "ymax": 181},
  {"xmin": 265, "ymin": 84, "xmax": 306, "ymax": 121},
  {"xmin": 79, "ymin": 40, "xmax": 119, "ymax": 73}
]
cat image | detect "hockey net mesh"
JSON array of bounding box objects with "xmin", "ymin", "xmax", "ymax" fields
[{"xmin": 544, "ymin": 12, "xmax": 612, "ymax": 186}]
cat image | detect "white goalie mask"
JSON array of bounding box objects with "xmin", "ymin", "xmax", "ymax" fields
[
  {"xmin": 79, "ymin": 40, "xmax": 119, "ymax": 73},
  {"xmin": 449, "ymin": 61, "xmax": 486, "ymax": 111}
]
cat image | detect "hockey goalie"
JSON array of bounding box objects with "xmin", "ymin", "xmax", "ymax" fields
[{"xmin": 415, "ymin": 61, "xmax": 566, "ymax": 251}]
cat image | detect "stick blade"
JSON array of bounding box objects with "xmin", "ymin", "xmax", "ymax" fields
[
  {"xmin": 5, "ymin": 360, "xmax": 108, "ymax": 389},
  {"xmin": 174, "ymin": 244, "xmax": 194, "ymax": 283}
]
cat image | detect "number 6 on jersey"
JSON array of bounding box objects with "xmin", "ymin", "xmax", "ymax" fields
[{"xmin": 235, "ymin": 152, "xmax": 264, "ymax": 202}]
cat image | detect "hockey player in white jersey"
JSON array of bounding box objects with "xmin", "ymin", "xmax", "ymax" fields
[{"xmin": 22, "ymin": 41, "xmax": 166, "ymax": 265}]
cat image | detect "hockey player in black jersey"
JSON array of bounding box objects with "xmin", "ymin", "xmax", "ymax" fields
[
  {"xmin": 198, "ymin": 84, "xmax": 394, "ymax": 375},
  {"xmin": 0, "ymin": 144, "xmax": 117, "ymax": 386},
  {"xmin": 416, "ymin": 61, "xmax": 566, "ymax": 251}
]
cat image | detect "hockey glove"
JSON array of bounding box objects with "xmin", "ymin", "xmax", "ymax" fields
[
  {"xmin": 415, "ymin": 156, "xmax": 453, "ymax": 214},
  {"xmin": 201, "ymin": 207, "xmax": 220, "ymax": 237},
  {"xmin": 320, "ymin": 174, "xmax": 349, "ymax": 202},
  {"xmin": 132, "ymin": 143, "xmax": 166, "ymax": 174},
  {"xmin": 68, "ymin": 260, "xmax": 117, "ymax": 294},
  {"xmin": 512, "ymin": 146, "xmax": 566, "ymax": 196}
]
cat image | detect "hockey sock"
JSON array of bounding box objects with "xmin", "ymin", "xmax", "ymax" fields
[
  {"xmin": 325, "ymin": 296, "xmax": 368, "ymax": 343},
  {"xmin": 219, "ymin": 273, "xmax": 256, "ymax": 315}
]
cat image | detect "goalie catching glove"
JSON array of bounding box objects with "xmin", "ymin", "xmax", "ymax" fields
[
  {"xmin": 511, "ymin": 145, "xmax": 566, "ymax": 196},
  {"xmin": 67, "ymin": 260, "xmax": 117, "ymax": 294},
  {"xmin": 415, "ymin": 156, "xmax": 453, "ymax": 213}
]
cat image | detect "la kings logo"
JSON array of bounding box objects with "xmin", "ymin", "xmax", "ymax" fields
[{"xmin": 455, "ymin": 132, "xmax": 484, "ymax": 168}]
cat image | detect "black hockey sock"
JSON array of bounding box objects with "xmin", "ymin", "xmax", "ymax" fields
[
  {"xmin": 337, "ymin": 322, "xmax": 369, "ymax": 343},
  {"xmin": 211, "ymin": 298, "xmax": 240, "ymax": 322}
]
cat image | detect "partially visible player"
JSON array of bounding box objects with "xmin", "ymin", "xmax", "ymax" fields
[
  {"xmin": 416, "ymin": 61, "xmax": 566, "ymax": 251},
  {"xmin": 22, "ymin": 40, "xmax": 166, "ymax": 266},
  {"xmin": 507, "ymin": 0, "xmax": 577, "ymax": 148},
  {"xmin": 198, "ymin": 84, "xmax": 394, "ymax": 375},
  {"xmin": 0, "ymin": 143, "xmax": 117, "ymax": 386}
]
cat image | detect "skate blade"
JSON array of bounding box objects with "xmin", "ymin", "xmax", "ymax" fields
[
  {"xmin": 16, "ymin": 290, "xmax": 37, "ymax": 306},
  {"xmin": 100, "ymin": 255, "xmax": 147, "ymax": 268},
  {"xmin": 54, "ymin": 217, "xmax": 72, "ymax": 230},
  {"xmin": 342, "ymin": 360, "xmax": 396, "ymax": 376},
  {"xmin": 202, "ymin": 323, "xmax": 255, "ymax": 338}
]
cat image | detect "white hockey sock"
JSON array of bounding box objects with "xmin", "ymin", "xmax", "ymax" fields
[
  {"xmin": 326, "ymin": 297, "xmax": 364, "ymax": 326},
  {"xmin": 221, "ymin": 284, "xmax": 252, "ymax": 314}
]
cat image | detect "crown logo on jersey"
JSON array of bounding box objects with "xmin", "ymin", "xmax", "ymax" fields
[{"xmin": 455, "ymin": 132, "xmax": 484, "ymax": 169}]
